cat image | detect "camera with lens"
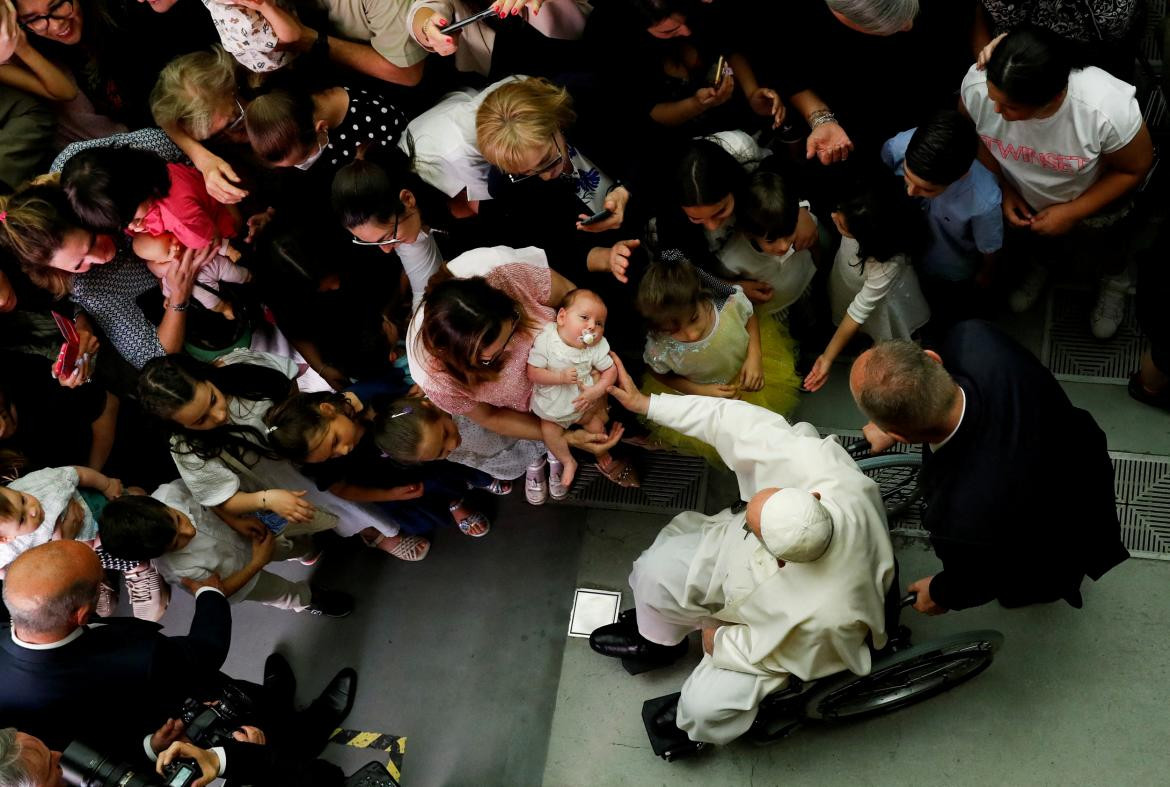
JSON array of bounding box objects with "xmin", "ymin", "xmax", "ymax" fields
[
  {"xmin": 178, "ymin": 683, "xmax": 257, "ymax": 747},
  {"xmin": 61, "ymin": 740, "xmax": 168, "ymax": 787}
]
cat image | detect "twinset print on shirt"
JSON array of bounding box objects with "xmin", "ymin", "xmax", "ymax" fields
[{"xmin": 978, "ymin": 134, "xmax": 1092, "ymax": 173}]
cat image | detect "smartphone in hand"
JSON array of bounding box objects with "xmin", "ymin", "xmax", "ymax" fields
[
  {"xmin": 708, "ymin": 56, "xmax": 727, "ymax": 88},
  {"xmin": 434, "ymin": 5, "xmax": 497, "ymax": 35},
  {"xmin": 579, "ymin": 208, "xmax": 613, "ymax": 227},
  {"xmin": 50, "ymin": 311, "xmax": 81, "ymax": 379}
]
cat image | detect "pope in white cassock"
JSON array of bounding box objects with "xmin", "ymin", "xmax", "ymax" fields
[{"xmin": 592, "ymin": 356, "xmax": 896, "ymax": 746}]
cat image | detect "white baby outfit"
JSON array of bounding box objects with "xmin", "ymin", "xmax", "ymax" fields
[{"xmin": 528, "ymin": 323, "xmax": 614, "ymax": 428}]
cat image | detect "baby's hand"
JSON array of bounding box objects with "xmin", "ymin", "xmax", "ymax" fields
[{"xmin": 561, "ymin": 368, "xmax": 579, "ymax": 385}]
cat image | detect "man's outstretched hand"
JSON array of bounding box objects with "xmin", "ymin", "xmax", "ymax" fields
[{"xmin": 606, "ymin": 353, "xmax": 650, "ymax": 415}]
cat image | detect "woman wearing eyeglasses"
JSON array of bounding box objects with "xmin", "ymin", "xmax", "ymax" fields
[
  {"xmin": 407, "ymin": 247, "xmax": 630, "ymax": 505},
  {"xmin": 13, "ymin": 0, "xmax": 215, "ymax": 141}
]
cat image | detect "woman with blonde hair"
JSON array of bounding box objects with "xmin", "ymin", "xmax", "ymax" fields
[
  {"xmin": 151, "ymin": 46, "xmax": 253, "ymax": 205},
  {"xmin": 474, "ymin": 76, "xmax": 652, "ymax": 369}
]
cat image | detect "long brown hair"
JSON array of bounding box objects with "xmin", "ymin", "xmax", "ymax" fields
[
  {"xmin": 417, "ymin": 276, "xmax": 532, "ymax": 389},
  {"xmin": 0, "ymin": 181, "xmax": 79, "ymax": 298}
]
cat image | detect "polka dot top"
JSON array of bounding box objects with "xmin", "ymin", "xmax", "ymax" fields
[{"xmin": 326, "ymin": 87, "xmax": 409, "ymax": 169}]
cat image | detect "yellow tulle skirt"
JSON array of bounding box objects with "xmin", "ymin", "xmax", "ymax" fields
[{"xmin": 639, "ymin": 316, "xmax": 802, "ymax": 466}]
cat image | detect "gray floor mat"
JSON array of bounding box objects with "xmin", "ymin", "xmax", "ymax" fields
[
  {"xmin": 1042, "ymin": 287, "xmax": 1148, "ymax": 384},
  {"xmin": 1113, "ymin": 451, "xmax": 1170, "ymax": 560},
  {"xmin": 159, "ymin": 493, "xmax": 589, "ymax": 787}
]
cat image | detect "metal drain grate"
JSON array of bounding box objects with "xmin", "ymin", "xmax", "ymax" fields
[
  {"xmin": 1041, "ymin": 287, "xmax": 1148, "ymax": 384},
  {"xmin": 553, "ymin": 452, "xmax": 709, "ymax": 514},
  {"xmin": 1113, "ymin": 452, "xmax": 1170, "ymax": 560}
]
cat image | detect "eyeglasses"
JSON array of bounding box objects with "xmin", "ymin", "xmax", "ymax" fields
[
  {"xmin": 19, "ymin": 0, "xmax": 74, "ymax": 33},
  {"xmin": 351, "ymin": 212, "xmax": 403, "ymax": 247},
  {"xmin": 506, "ymin": 137, "xmax": 564, "ymax": 184},
  {"xmin": 479, "ymin": 312, "xmax": 521, "ymax": 367},
  {"xmin": 226, "ymin": 99, "xmax": 246, "ymax": 132}
]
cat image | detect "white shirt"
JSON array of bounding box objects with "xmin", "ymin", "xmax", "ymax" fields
[
  {"xmin": 400, "ymin": 77, "xmax": 521, "ymax": 202},
  {"xmin": 929, "ymin": 387, "xmax": 967, "ymax": 453},
  {"xmin": 961, "ymin": 64, "xmax": 1143, "ymax": 211},
  {"xmin": 643, "ymin": 394, "xmax": 896, "ymax": 679}
]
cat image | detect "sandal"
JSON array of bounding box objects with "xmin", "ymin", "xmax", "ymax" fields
[
  {"xmin": 477, "ymin": 478, "xmax": 513, "ymax": 495},
  {"xmin": 597, "ymin": 455, "xmax": 641, "ymax": 488},
  {"xmin": 370, "ymin": 533, "xmax": 430, "ymax": 561},
  {"xmin": 449, "ymin": 500, "xmax": 491, "ymax": 537}
]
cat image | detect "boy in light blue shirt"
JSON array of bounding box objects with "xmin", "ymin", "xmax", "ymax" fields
[{"xmin": 881, "ymin": 111, "xmax": 1003, "ymax": 324}]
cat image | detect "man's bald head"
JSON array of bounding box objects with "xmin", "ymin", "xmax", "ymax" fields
[
  {"xmin": 4, "ymin": 542, "xmax": 102, "ymax": 639},
  {"xmin": 850, "ymin": 341, "xmax": 959, "ymax": 439}
]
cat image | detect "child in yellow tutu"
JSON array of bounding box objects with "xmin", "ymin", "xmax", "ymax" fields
[{"xmin": 635, "ymin": 250, "xmax": 802, "ymax": 463}]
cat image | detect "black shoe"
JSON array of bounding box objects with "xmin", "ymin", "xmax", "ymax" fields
[
  {"xmin": 617, "ymin": 608, "xmax": 637, "ymax": 626},
  {"xmin": 652, "ymin": 703, "xmax": 682, "ymax": 738},
  {"xmin": 1128, "ymin": 372, "xmax": 1170, "ymax": 411},
  {"xmin": 589, "ymin": 623, "xmax": 688, "ymax": 664},
  {"xmin": 308, "ymin": 667, "xmax": 357, "ymax": 728},
  {"xmin": 306, "ymin": 588, "xmax": 354, "ymax": 618},
  {"xmin": 263, "ymin": 652, "xmax": 296, "ymax": 710}
]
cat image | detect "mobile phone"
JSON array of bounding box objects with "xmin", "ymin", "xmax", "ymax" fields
[
  {"xmin": 708, "ymin": 56, "xmax": 727, "ymax": 88},
  {"xmin": 433, "ymin": 5, "xmax": 497, "ymax": 36},
  {"xmin": 254, "ymin": 510, "xmax": 288, "ymax": 535},
  {"xmin": 51, "ymin": 311, "xmax": 81, "ymax": 379},
  {"xmin": 579, "ymin": 208, "xmax": 613, "ymax": 227}
]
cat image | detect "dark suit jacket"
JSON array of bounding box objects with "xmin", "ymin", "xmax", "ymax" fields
[
  {"xmin": 0, "ymin": 588, "xmax": 231, "ymax": 757},
  {"xmin": 921, "ymin": 321, "xmax": 1129, "ymax": 610},
  {"xmin": 220, "ymin": 740, "xmax": 345, "ymax": 787}
]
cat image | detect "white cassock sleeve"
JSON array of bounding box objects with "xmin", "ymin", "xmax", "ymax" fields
[
  {"xmin": 644, "ymin": 394, "xmax": 820, "ymax": 501},
  {"xmin": 711, "ymin": 624, "xmax": 776, "ymax": 678}
]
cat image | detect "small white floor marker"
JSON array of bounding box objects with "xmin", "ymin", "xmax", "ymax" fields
[{"xmin": 568, "ymin": 588, "xmax": 621, "ymax": 638}]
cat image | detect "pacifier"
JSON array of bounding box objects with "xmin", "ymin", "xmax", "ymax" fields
[{"xmin": 580, "ymin": 329, "xmax": 597, "ymax": 346}]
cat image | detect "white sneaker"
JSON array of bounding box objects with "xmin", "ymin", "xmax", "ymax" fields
[
  {"xmin": 547, "ymin": 457, "xmax": 569, "ymax": 501},
  {"xmin": 96, "ymin": 572, "xmax": 119, "ymax": 618},
  {"xmin": 525, "ymin": 460, "xmax": 549, "ymax": 505},
  {"xmin": 1090, "ymin": 281, "xmax": 1128, "ymax": 339},
  {"xmin": 1008, "ymin": 266, "xmax": 1049, "ymax": 313},
  {"xmin": 124, "ymin": 563, "xmax": 170, "ymax": 622}
]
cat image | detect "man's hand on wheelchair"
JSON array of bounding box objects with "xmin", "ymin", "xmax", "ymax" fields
[
  {"xmin": 862, "ymin": 422, "xmax": 896, "ymax": 454},
  {"xmin": 908, "ymin": 576, "xmax": 948, "ymax": 615}
]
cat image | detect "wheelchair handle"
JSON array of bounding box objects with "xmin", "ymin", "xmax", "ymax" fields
[{"xmin": 899, "ymin": 592, "xmax": 918, "ymax": 608}]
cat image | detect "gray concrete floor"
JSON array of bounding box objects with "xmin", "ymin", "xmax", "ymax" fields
[{"xmin": 155, "ymin": 301, "xmax": 1170, "ymax": 786}]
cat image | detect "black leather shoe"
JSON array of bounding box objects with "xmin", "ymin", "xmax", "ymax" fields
[
  {"xmin": 306, "ymin": 588, "xmax": 354, "ymax": 618},
  {"xmin": 263, "ymin": 652, "xmax": 296, "ymax": 710},
  {"xmin": 617, "ymin": 608, "xmax": 637, "ymax": 626},
  {"xmin": 590, "ymin": 623, "xmax": 687, "ymax": 664},
  {"xmin": 309, "ymin": 667, "xmax": 357, "ymax": 728}
]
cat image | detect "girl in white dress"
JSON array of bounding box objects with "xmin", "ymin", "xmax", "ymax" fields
[{"xmin": 804, "ymin": 179, "xmax": 930, "ymax": 393}]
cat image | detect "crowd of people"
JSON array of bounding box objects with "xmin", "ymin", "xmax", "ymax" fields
[{"xmin": 0, "ymin": 0, "xmax": 1157, "ymax": 780}]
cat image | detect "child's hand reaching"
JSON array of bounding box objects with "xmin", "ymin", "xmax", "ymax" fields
[
  {"xmin": 736, "ymin": 280, "xmax": 774, "ymax": 304},
  {"xmin": 803, "ymin": 355, "xmax": 832, "ymax": 392},
  {"xmin": 560, "ymin": 368, "xmax": 580, "ymax": 385},
  {"xmin": 249, "ymin": 530, "xmax": 277, "ymax": 567},
  {"xmin": 697, "ymin": 382, "xmax": 740, "ymax": 399},
  {"xmin": 737, "ymin": 355, "xmax": 764, "ymax": 392},
  {"xmin": 264, "ymin": 489, "xmax": 316, "ymax": 523},
  {"xmin": 101, "ymin": 476, "xmax": 124, "ymax": 500}
]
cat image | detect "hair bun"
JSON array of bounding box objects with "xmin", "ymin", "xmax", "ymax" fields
[{"xmin": 659, "ymin": 248, "xmax": 687, "ymax": 264}]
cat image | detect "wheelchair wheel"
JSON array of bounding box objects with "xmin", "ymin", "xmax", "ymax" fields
[
  {"xmin": 802, "ymin": 630, "xmax": 1003, "ymax": 722},
  {"xmin": 856, "ymin": 453, "xmax": 924, "ymax": 521}
]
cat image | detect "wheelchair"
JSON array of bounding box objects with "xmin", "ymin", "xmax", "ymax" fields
[{"xmin": 641, "ymin": 442, "xmax": 1005, "ymax": 762}]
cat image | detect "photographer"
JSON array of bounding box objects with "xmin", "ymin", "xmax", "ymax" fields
[{"xmin": 0, "ymin": 728, "xmax": 64, "ymax": 787}]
